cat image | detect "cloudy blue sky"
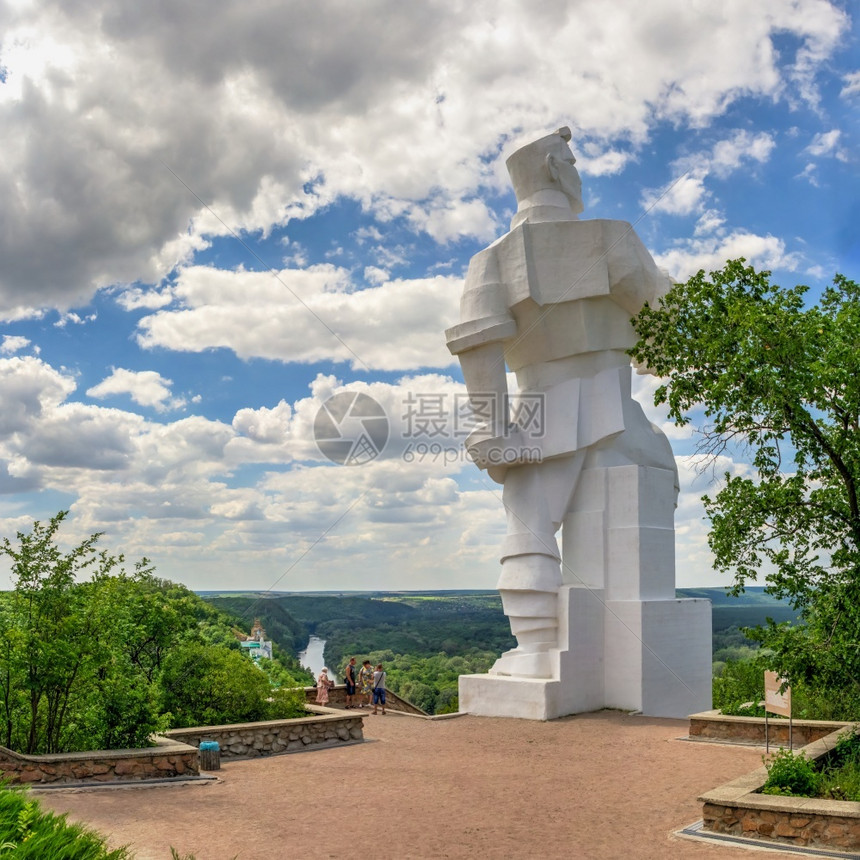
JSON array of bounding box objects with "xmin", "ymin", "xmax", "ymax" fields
[{"xmin": 0, "ymin": 0, "xmax": 857, "ymax": 592}]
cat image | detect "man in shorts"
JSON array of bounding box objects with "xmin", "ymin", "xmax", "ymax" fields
[
  {"xmin": 344, "ymin": 656, "xmax": 357, "ymax": 708},
  {"xmin": 372, "ymin": 663, "xmax": 386, "ymax": 715}
]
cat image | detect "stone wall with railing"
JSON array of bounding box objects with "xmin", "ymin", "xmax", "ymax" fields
[{"xmin": 304, "ymin": 684, "xmax": 427, "ymax": 715}]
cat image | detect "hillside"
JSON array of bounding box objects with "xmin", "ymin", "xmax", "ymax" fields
[
  {"xmin": 200, "ymin": 588, "xmax": 800, "ymax": 661},
  {"xmin": 677, "ymin": 586, "xmax": 800, "ymax": 633},
  {"xmin": 198, "ymin": 587, "xmax": 800, "ymax": 712}
]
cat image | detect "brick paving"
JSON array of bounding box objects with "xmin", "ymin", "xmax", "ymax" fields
[{"xmin": 40, "ymin": 709, "xmax": 802, "ymax": 860}]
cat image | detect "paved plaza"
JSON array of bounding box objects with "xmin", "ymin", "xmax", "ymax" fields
[{"xmin": 41, "ymin": 710, "xmax": 802, "ymax": 860}]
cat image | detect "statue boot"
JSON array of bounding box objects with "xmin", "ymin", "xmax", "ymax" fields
[{"xmin": 491, "ymin": 553, "xmax": 561, "ymax": 679}]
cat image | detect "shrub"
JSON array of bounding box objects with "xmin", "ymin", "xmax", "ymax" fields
[
  {"xmin": 830, "ymin": 729, "xmax": 860, "ymax": 769},
  {"xmin": 159, "ymin": 643, "xmax": 309, "ymax": 727},
  {"xmin": 761, "ymin": 747, "xmax": 819, "ymax": 797},
  {"xmin": 817, "ymin": 729, "xmax": 860, "ymax": 801},
  {"xmin": 789, "ymin": 683, "xmax": 860, "ymax": 722},
  {"xmin": 712, "ymin": 657, "xmax": 764, "ymax": 713},
  {"xmin": 265, "ymin": 686, "xmax": 308, "ymax": 720},
  {"xmin": 159, "ymin": 643, "xmax": 276, "ymax": 728},
  {"xmin": 720, "ymin": 702, "xmax": 768, "ymax": 718},
  {"xmin": 0, "ymin": 784, "xmax": 131, "ymax": 858}
]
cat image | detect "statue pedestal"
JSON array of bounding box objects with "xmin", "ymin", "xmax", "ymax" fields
[{"xmin": 459, "ymin": 585, "xmax": 711, "ymax": 720}]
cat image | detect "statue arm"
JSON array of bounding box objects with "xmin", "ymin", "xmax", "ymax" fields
[{"xmin": 445, "ymin": 249, "xmax": 516, "ymax": 439}]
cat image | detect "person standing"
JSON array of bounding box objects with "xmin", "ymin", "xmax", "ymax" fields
[
  {"xmin": 344, "ymin": 657, "xmax": 357, "ymax": 709},
  {"xmin": 371, "ymin": 664, "xmax": 386, "ymax": 715},
  {"xmin": 358, "ymin": 659, "xmax": 374, "ymax": 709},
  {"xmin": 315, "ymin": 668, "xmax": 333, "ymax": 704}
]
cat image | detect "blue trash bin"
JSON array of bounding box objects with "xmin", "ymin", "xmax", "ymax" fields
[{"xmin": 199, "ymin": 740, "xmax": 221, "ymax": 770}]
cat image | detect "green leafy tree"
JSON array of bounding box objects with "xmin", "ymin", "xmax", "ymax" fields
[
  {"xmin": 159, "ymin": 642, "xmax": 306, "ymax": 728},
  {"xmin": 0, "ymin": 512, "xmax": 125, "ymax": 753},
  {"xmin": 0, "ymin": 512, "xmax": 302, "ymax": 753},
  {"xmin": 631, "ymin": 260, "xmax": 860, "ymax": 708}
]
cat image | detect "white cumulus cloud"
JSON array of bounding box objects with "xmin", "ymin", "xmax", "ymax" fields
[
  {"xmin": 0, "ymin": 0, "xmax": 848, "ymax": 316},
  {"xmin": 87, "ymin": 368, "xmax": 186, "ymax": 412},
  {"xmin": 136, "ymin": 265, "xmax": 462, "ymax": 371}
]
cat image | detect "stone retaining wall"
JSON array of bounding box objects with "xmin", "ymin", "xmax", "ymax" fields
[
  {"xmin": 700, "ymin": 725, "xmax": 860, "ymax": 851},
  {"xmin": 0, "ymin": 735, "xmax": 199, "ymax": 785},
  {"xmin": 689, "ymin": 709, "xmax": 847, "ymax": 746},
  {"xmin": 165, "ymin": 705, "xmax": 363, "ymax": 758}
]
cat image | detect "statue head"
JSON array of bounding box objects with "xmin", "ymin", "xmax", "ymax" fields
[{"xmin": 505, "ymin": 126, "xmax": 584, "ymax": 224}]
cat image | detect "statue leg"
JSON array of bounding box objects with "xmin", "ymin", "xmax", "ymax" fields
[{"xmin": 492, "ymin": 455, "xmax": 584, "ymax": 678}]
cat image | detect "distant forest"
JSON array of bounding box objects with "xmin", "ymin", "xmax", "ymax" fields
[{"xmin": 200, "ymin": 587, "xmax": 799, "ymax": 715}]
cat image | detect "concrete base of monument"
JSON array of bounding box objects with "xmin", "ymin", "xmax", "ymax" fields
[
  {"xmin": 458, "ymin": 675, "xmax": 562, "ymax": 721},
  {"xmin": 459, "ymin": 585, "xmax": 713, "ymax": 721}
]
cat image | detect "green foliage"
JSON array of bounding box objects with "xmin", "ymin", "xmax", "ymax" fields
[
  {"xmin": 266, "ymin": 685, "xmax": 308, "ymax": 720},
  {"xmin": 632, "ymin": 261, "xmax": 860, "ymax": 707},
  {"xmin": 0, "ymin": 784, "xmax": 131, "ymax": 858},
  {"xmin": 829, "ymin": 729, "xmax": 860, "ymax": 770},
  {"xmin": 712, "ymin": 657, "xmax": 765, "ymax": 714},
  {"xmin": 820, "ymin": 730, "xmax": 860, "ymax": 801},
  {"xmin": 787, "ymin": 683, "xmax": 860, "ymax": 722},
  {"xmin": 302, "ymin": 592, "xmax": 512, "ymax": 714},
  {"xmin": 159, "ymin": 643, "xmax": 275, "ymax": 727},
  {"xmin": 0, "ymin": 512, "xmax": 171, "ymax": 753},
  {"xmin": 713, "ymin": 654, "xmax": 860, "ymax": 720},
  {"xmin": 820, "ymin": 765, "xmax": 860, "ymax": 802},
  {"xmin": 762, "ymin": 747, "xmax": 820, "ymax": 797},
  {"xmin": 159, "ymin": 643, "xmax": 307, "ymax": 728},
  {"xmin": 761, "ymin": 731, "xmax": 860, "ymax": 802},
  {"xmin": 0, "ymin": 513, "xmax": 310, "ymax": 753}
]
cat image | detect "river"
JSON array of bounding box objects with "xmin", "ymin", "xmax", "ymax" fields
[{"xmin": 297, "ymin": 635, "xmax": 328, "ymax": 680}]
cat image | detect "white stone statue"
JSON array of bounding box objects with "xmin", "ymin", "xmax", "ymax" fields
[{"xmin": 447, "ymin": 127, "xmax": 711, "ymax": 719}]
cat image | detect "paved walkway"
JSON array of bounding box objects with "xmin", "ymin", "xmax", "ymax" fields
[{"xmin": 41, "ymin": 710, "xmax": 801, "ymax": 860}]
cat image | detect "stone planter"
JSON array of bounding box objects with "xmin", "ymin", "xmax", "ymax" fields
[
  {"xmin": 165, "ymin": 704, "xmax": 364, "ymax": 758},
  {"xmin": 0, "ymin": 706, "xmax": 364, "ymax": 785},
  {"xmin": 689, "ymin": 709, "xmax": 849, "ymax": 747},
  {"xmin": 0, "ymin": 735, "xmax": 199, "ymax": 785},
  {"xmin": 700, "ymin": 725, "xmax": 860, "ymax": 851}
]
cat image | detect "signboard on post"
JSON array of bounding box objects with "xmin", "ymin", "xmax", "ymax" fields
[
  {"xmin": 764, "ymin": 671, "xmax": 791, "ymax": 717},
  {"xmin": 764, "ymin": 671, "xmax": 792, "ymax": 752}
]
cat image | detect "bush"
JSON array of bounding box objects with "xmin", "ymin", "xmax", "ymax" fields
[
  {"xmin": 160, "ymin": 643, "xmax": 274, "ymax": 728},
  {"xmin": 759, "ymin": 732, "xmax": 860, "ymax": 802},
  {"xmin": 712, "ymin": 657, "xmax": 764, "ymax": 713},
  {"xmin": 159, "ymin": 643, "xmax": 308, "ymax": 727},
  {"xmin": 789, "ymin": 683, "xmax": 860, "ymax": 722},
  {"xmin": 265, "ymin": 686, "xmax": 308, "ymax": 720},
  {"xmin": 761, "ymin": 748, "xmax": 819, "ymax": 797},
  {"xmin": 0, "ymin": 784, "xmax": 131, "ymax": 858},
  {"xmin": 817, "ymin": 729, "xmax": 860, "ymax": 801},
  {"xmin": 76, "ymin": 671, "xmax": 168, "ymax": 751}
]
